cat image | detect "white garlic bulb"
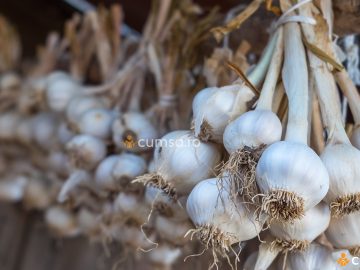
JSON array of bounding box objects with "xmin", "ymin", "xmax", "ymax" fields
[
  {"xmin": 256, "ymin": 141, "xmax": 329, "ymax": 222},
  {"xmin": 287, "ymin": 244, "xmax": 337, "ymax": 270},
  {"xmin": 45, "ymin": 71, "xmax": 81, "ymax": 112},
  {"xmin": 186, "ymin": 178, "xmax": 264, "ymax": 257},
  {"xmin": 0, "ymin": 112, "xmax": 21, "ymax": 140},
  {"xmin": 269, "ymin": 202, "xmax": 330, "ymax": 252},
  {"xmin": 95, "ymin": 153, "xmax": 146, "ymax": 190},
  {"xmin": 65, "ymin": 96, "xmax": 105, "ymax": 129},
  {"xmin": 57, "ymin": 122, "xmax": 75, "ymax": 145},
  {"xmin": 45, "ymin": 206, "xmax": 79, "ymax": 237},
  {"xmin": 66, "ymin": 134, "xmax": 106, "ymax": 170},
  {"xmin": 254, "ymin": 237, "xmax": 280, "ymax": 270},
  {"xmin": 144, "ymin": 186, "xmax": 188, "ymax": 221},
  {"xmin": 326, "ymin": 211, "xmax": 360, "ymax": 257},
  {"xmin": 155, "ymin": 216, "xmax": 193, "ymax": 246},
  {"xmin": 148, "ymin": 244, "xmax": 182, "ymax": 267},
  {"xmin": 136, "ymin": 130, "xmax": 221, "ymax": 198},
  {"xmin": 0, "ymin": 176, "xmax": 27, "ymax": 202},
  {"xmin": 112, "ymin": 112, "xmax": 158, "ymax": 152},
  {"xmin": 321, "ymin": 143, "xmax": 360, "ymax": 217},
  {"xmin": 31, "ymin": 113, "xmax": 59, "ymax": 149},
  {"xmin": 192, "ymin": 84, "xmax": 254, "ymax": 143},
  {"xmin": 79, "ymin": 108, "xmax": 116, "ymax": 139}
]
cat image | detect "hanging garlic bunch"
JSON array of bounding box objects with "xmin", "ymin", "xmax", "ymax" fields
[
  {"xmin": 256, "ymin": 16, "xmax": 329, "ymax": 223},
  {"xmin": 135, "ymin": 130, "xmax": 221, "ymax": 199},
  {"xmin": 326, "ymin": 211, "xmax": 360, "ymax": 257},
  {"xmin": 186, "ymin": 178, "xmax": 264, "ymax": 263},
  {"xmin": 112, "ymin": 112, "xmax": 158, "ymax": 152},
  {"xmin": 192, "ymin": 32, "xmax": 279, "ymax": 143},
  {"xmin": 269, "ymin": 202, "xmax": 330, "ymax": 252},
  {"xmin": 221, "ymin": 28, "xmax": 283, "ymax": 204},
  {"xmin": 299, "ymin": 3, "xmax": 360, "ymax": 218}
]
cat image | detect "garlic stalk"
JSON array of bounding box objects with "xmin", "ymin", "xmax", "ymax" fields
[
  {"xmin": 135, "ymin": 130, "xmax": 221, "ymax": 199},
  {"xmin": 299, "ymin": 3, "xmax": 360, "ymax": 218},
  {"xmin": 186, "ymin": 178, "xmax": 264, "ymax": 263},
  {"xmin": 326, "ymin": 211, "xmax": 360, "ymax": 257},
  {"xmin": 269, "ymin": 202, "xmax": 330, "ymax": 252},
  {"xmin": 287, "ymin": 243, "xmax": 337, "ymax": 270},
  {"xmin": 256, "ymin": 18, "xmax": 329, "ymax": 223},
  {"xmin": 192, "ymin": 32, "xmax": 279, "ymax": 143},
  {"xmin": 221, "ymin": 28, "xmax": 283, "ymax": 204},
  {"xmin": 335, "ymin": 70, "xmax": 360, "ymax": 150}
]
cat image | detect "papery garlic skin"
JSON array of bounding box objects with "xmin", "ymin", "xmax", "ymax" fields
[
  {"xmin": 256, "ymin": 141, "xmax": 329, "ymax": 222},
  {"xmin": 351, "ymin": 126, "xmax": 360, "ymax": 149},
  {"xmin": 270, "ymin": 202, "xmax": 330, "ymax": 251},
  {"xmin": 186, "ymin": 178, "xmax": 263, "ymax": 251},
  {"xmin": 321, "ymin": 143, "xmax": 360, "ymax": 217},
  {"xmin": 79, "ymin": 108, "xmax": 115, "ymax": 139},
  {"xmin": 66, "ymin": 134, "xmax": 106, "ymax": 170},
  {"xmin": 223, "ymin": 110, "xmax": 282, "ymax": 153},
  {"xmin": 45, "ymin": 72, "xmax": 80, "ymax": 112},
  {"xmin": 192, "ymin": 84, "xmax": 254, "ymax": 143},
  {"xmin": 287, "ymin": 244, "xmax": 337, "ymax": 270},
  {"xmin": 326, "ymin": 211, "xmax": 360, "ymax": 256},
  {"xmin": 112, "ymin": 112, "xmax": 158, "ymax": 152},
  {"xmin": 147, "ymin": 130, "xmax": 221, "ymax": 197}
]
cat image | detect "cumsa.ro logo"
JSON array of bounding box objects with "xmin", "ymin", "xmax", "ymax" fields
[{"xmin": 337, "ymin": 252, "xmax": 350, "ymax": 267}]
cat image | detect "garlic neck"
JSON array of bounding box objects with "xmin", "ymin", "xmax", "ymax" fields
[
  {"xmin": 248, "ymin": 31, "xmax": 279, "ymax": 88},
  {"xmin": 299, "ymin": 3, "xmax": 350, "ymax": 145},
  {"xmin": 256, "ymin": 28, "xmax": 284, "ymax": 111},
  {"xmin": 282, "ymin": 22, "xmax": 309, "ymax": 144}
]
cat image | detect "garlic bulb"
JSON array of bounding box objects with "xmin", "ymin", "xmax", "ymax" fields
[
  {"xmin": 269, "ymin": 202, "xmax": 330, "ymax": 252},
  {"xmin": 23, "ymin": 178, "xmax": 52, "ymax": 210},
  {"xmin": 186, "ymin": 178, "xmax": 264, "ymax": 259},
  {"xmin": 45, "ymin": 71, "xmax": 81, "ymax": 112},
  {"xmin": 0, "ymin": 72, "xmax": 20, "ymax": 91},
  {"xmin": 45, "ymin": 206, "xmax": 79, "ymax": 237},
  {"xmin": 326, "ymin": 211, "xmax": 360, "ymax": 257},
  {"xmin": 144, "ymin": 186, "xmax": 188, "ymax": 221},
  {"xmin": 113, "ymin": 225, "xmax": 155, "ymax": 250},
  {"xmin": 112, "ymin": 112, "xmax": 158, "ymax": 152},
  {"xmin": 221, "ymin": 29, "xmax": 283, "ymax": 203},
  {"xmin": 287, "ymin": 244, "xmax": 337, "ymax": 270},
  {"xmin": 77, "ymin": 208, "xmax": 99, "ymax": 235},
  {"xmin": 31, "ymin": 113, "xmax": 59, "ymax": 149},
  {"xmin": 113, "ymin": 192, "xmax": 150, "ymax": 225},
  {"xmin": 136, "ymin": 130, "xmax": 221, "ymax": 199},
  {"xmin": 256, "ymin": 21, "xmax": 329, "ymax": 223},
  {"xmin": 0, "ymin": 176, "xmax": 26, "ymax": 202},
  {"xmin": 48, "ymin": 150, "xmax": 70, "ymax": 176},
  {"xmin": 148, "ymin": 244, "xmax": 182, "ymax": 268},
  {"xmin": 65, "ymin": 96, "xmax": 105, "ymax": 130},
  {"xmin": 155, "ymin": 216, "xmax": 193, "ymax": 246},
  {"xmin": 57, "ymin": 122, "xmax": 75, "ymax": 145},
  {"xmin": 66, "ymin": 134, "xmax": 106, "ymax": 170},
  {"xmin": 58, "ymin": 169, "xmax": 91, "ymax": 203},
  {"xmin": 78, "ymin": 108, "xmax": 116, "ymax": 139},
  {"xmin": 254, "ymin": 237, "xmax": 280, "ymax": 270},
  {"xmin": 192, "ymin": 31, "xmax": 279, "ymax": 143},
  {"xmin": 95, "ymin": 153, "xmax": 146, "ymax": 190},
  {"xmin": 0, "ymin": 112, "xmax": 20, "ymax": 140},
  {"xmin": 192, "ymin": 84, "xmax": 254, "ymax": 142}
]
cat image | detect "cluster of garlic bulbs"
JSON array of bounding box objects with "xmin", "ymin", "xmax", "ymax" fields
[{"xmin": 1, "ymin": 0, "xmax": 360, "ymax": 269}]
